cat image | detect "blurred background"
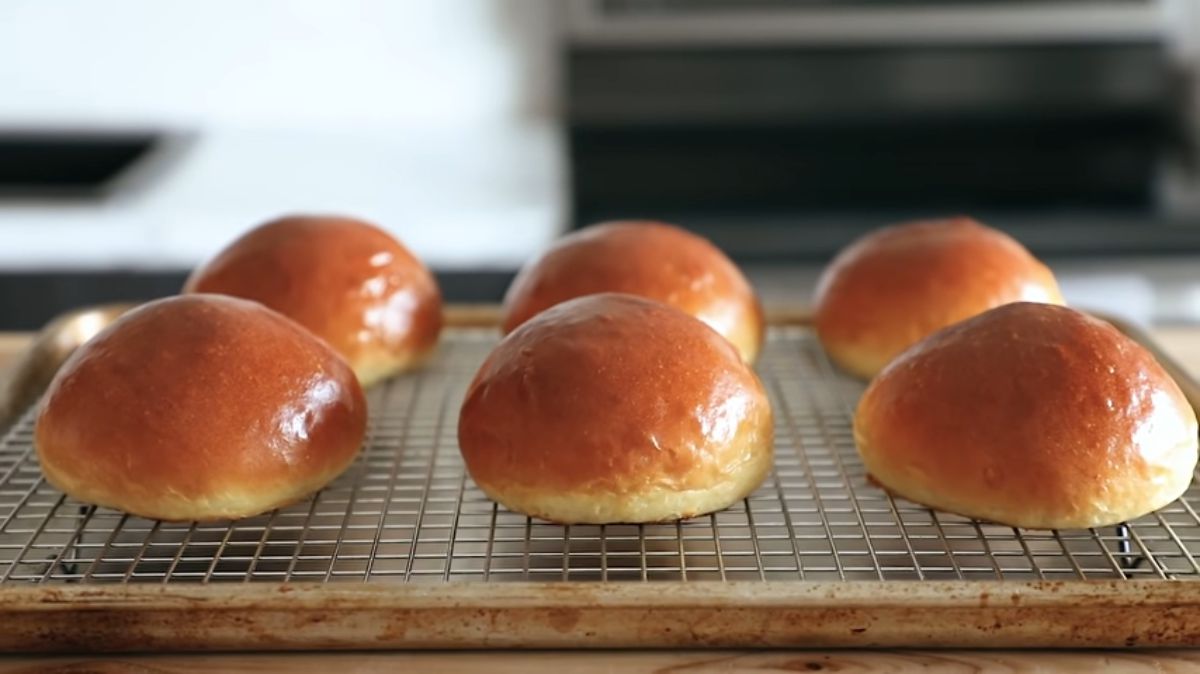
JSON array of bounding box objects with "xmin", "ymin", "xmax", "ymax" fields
[{"xmin": 3, "ymin": 0, "xmax": 1200, "ymax": 327}]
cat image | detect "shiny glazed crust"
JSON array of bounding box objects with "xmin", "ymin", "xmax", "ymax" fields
[
  {"xmin": 815, "ymin": 217, "xmax": 1064, "ymax": 379},
  {"xmin": 184, "ymin": 215, "xmax": 443, "ymax": 386},
  {"xmin": 854, "ymin": 302, "xmax": 1198, "ymax": 529},
  {"xmin": 35, "ymin": 295, "xmax": 368, "ymax": 521},
  {"xmin": 459, "ymin": 293, "xmax": 774, "ymax": 524},
  {"xmin": 501, "ymin": 221, "xmax": 764, "ymax": 363}
]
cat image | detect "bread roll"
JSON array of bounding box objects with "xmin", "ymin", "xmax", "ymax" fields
[
  {"xmin": 185, "ymin": 215, "xmax": 443, "ymax": 386},
  {"xmin": 459, "ymin": 293, "xmax": 773, "ymax": 524},
  {"xmin": 35, "ymin": 294, "xmax": 367, "ymax": 521},
  {"xmin": 502, "ymin": 220, "xmax": 764, "ymax": 363},
  {"xmin": 854, "ymin": 302, "xmax": 1197, "ymax": 529},
  {"xmin": 815, "ymin": 217, "xmax": 1063, "ymax": 379}
]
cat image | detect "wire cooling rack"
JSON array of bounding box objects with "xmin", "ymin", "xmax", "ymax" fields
[{"xmin": 2, "ymin": 326, "xmax": 1199, "ymax": 586}]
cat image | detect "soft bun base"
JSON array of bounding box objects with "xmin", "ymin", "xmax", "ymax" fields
[
  {"xmin": 717, "ymin": 309, "xmax": 764, "ymax": 366},
  {"xmin": 821, "ymin": 341, "xmax": 893, "ymax": 382},
  {"xmin": 353, "ymin": 342, "xmax": 439, "ymax": 388},
  {"xmin": 821, "ymin": 279, "xmax": 1064, "ymax": 380},
  {"xmin": 852, "ymin": 302, "xmax": 1198, "ymax": 530},
  {"xmin": 184, "ymin": 215, "xmax": 444, "ymax": 386},
  {"xmin": 814, "ymin": 217, "xmax": 1064, "ymax": 379},
  {"xmin": 39, "ymin": 430, "xmax": 361, "ymax": 523},
  {"xmin": 501, "ymin": 220, "xmax": 764, "ymax": 364},
  {"xmin": 856, "ymin": 426, "xmax": 1196, "ymax": 530},
  {"xmin": 473, "ymin": 437, "xmax": 773, "ymax": 524}
]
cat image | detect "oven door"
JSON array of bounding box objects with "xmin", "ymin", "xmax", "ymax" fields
[
  {"xmin": 563, "ymin": 0, "xmax": 1167, "ymax": 47},
  {"xmin": 563, "ymin": 0, "xmax": 1200, "ymax": 259}
]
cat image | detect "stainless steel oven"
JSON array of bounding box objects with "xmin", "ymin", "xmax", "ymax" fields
[
  {"xmin": 565, "ymin": 0, "xmax": 1168, "ymax": 47},
  {"xmin": 563, "ymin": 0, "xmax": 1200, "ymax": 258}
]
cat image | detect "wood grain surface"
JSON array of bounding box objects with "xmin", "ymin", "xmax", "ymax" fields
[{"xmin": 3, "ymin": 650, "xmax": 1200, "ymax": 673}]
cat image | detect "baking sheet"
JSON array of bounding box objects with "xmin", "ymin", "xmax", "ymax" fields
[{"xmin": 0, "ymin": 307, "xmax": 1198, "ymax": 651}]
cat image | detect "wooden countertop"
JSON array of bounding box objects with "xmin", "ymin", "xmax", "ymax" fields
[
  {"xmin": 4, "ymin": 650, "xmax": 1200, "ymax": 673},
  {"xmin": 2, "ymin": 326, "xmax": 1199, "ymax": 673}
]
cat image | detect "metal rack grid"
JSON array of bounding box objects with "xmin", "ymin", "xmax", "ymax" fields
[{"xmin": 1, "ymin": 326, "xmax": 1199, "ymax": 586}]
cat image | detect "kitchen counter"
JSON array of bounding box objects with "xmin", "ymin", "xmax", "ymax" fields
[
  {"xmin": 3, "ymin": 650, "xmax": 1200, "ymax": 672},
  {"xmin": 1, "ymin": 325, "xmax": 1199, "ymax": 671}
]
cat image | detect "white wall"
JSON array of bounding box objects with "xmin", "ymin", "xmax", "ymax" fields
[{"xmin": 0, "ymin": 0, "xmax": 562, "ymax": 270}]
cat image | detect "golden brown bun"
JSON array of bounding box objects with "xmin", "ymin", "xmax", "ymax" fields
[
  {"xmin": 502, "ymin": 221, "xmax": 764, "ymax": 363},
  {"xmin": 815, "ymin": 217, "xmax": 1064, "ymax": 379},
  {"xmin": 854, "ymin": 302, "xmax": 1197, "ymax": 530},
  {"xmin": 459, "ymin": 293, "xmax": 773, "ymax": 524},
  {"xmin": 35, "ymin": 294, "xmax": 367, "ymax": 522},
  {"xmin": 184, "ymin": 215, "xmax": 443, "ymax": 386}
]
